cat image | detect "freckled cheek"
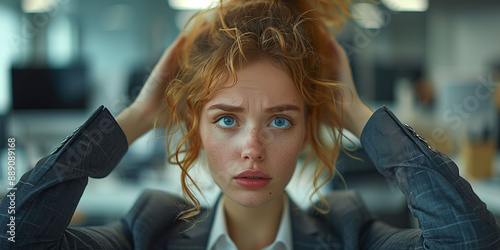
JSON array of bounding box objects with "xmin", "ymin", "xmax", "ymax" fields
[
  {"xmin": 203, "ymin": 132, "xmax": 236, "ymax": 158},
  {"xmin": 202, "ymin": 134, "xmax": 236, "ymax": 183},
  {"xmin": 267, "ymin": 138, "xmax": 302, "ymax": 177},
  {"xmin": 271, "ymin": 134, "xmax": 304, "ymax": 157}
]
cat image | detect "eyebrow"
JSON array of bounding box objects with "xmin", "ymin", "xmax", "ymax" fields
[
  {"xmin": 207, "ymin": 104, "xmax": 244, "ymax": 113},
  {"xmin": 265, "ymin": 105, "xmax": 301, "ymax": 113},
  {"xmin": 207, "ymin": 104, "xmax": 301, "ymax": 113}
]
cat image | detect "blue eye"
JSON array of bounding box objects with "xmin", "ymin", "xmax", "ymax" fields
[
  {"xmin": 217, "ymin": 116, "xmax": 236, "ymax": 128},
  {"xmin": 270, "ymin": 117, "xmax": 291, "ymax": 128}
]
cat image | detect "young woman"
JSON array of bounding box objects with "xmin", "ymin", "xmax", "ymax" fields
[{"xmin": 1, "ymin": 0, "xmax": 499, "ymax": 249}]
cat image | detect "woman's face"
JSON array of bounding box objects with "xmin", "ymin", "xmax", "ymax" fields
[{"xmin": 199, "ymin": 57, "xmax": 309, "ymax": 208}]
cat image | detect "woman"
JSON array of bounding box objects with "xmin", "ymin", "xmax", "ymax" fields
[{"xmin": 1, "ymin": 0, "xmax": 499, "ymax": 249}]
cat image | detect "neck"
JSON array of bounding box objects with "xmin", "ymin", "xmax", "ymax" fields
[{"xmin": 223, "ymin": 193, "xmax": 285, "ymax": 250}]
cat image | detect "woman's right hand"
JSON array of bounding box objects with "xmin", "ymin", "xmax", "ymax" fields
[{"xmin": 116, "ymin": 36, "xmax": 186, "ymax": 145}]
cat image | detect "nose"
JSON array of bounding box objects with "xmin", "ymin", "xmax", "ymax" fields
[{"xmin": 240, "ymin": 127, "xmax": 267, "ymax": 162}]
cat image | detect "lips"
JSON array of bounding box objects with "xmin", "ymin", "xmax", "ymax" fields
[
  {"xmin": 234, "ymin": 170, "xmax": 271, "ymax": 188},
  {"xmin": 235, "ymin": 170, "xmax": 271, "ymax": 179}
]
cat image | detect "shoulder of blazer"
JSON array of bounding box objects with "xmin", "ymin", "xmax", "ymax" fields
[
  {"xmin": 123, "ymin": 189, "xmax": 213, "ymax": 249},
  {"xmin": 309, "ymin": 190, "xmax": 376, "ymax": 247},
  {"xmin": 122, "ymin": 189, "xmax": 189, "ymax": 249},
  {"xmin": 124, "ymin": 189, "xmax": 187, "ymax": 226}
]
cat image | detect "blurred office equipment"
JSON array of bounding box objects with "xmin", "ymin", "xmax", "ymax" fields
[
  {"xmin": 127, "ymin": 66, "xmax": 151, "ymax": 104},
  {"xmin": 11, "ymin": 66, "xmax": 89, "ymax": 110},
  {"xmin": 374, "ymin": 63, "xmax": 423, "ymax": 102},
  {"xmin": 437, "ymin": 77, "xmax": 497, "ymax": 179}
]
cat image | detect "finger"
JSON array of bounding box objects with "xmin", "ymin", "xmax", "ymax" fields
[
  {"xmin": 147, "ymin": 35, "xmax": 187, "ymax": 90},
  {"xmin": 319, "ymin": 33, "xmax": 341, "ymax": 79},
  {"xmin": 329, "ymin": 38, "xmax": 349, "ymax": 64},
  {"xmin": 168, "ymin": 35, "xmax": 187, "ymax": 60},
  {"xmin": 157, "ymin": 35, "xmax": 186, "ymax": 71},
  {"xmin": 163, "ymin": 36, "xmax": 186, "ymax": 75}
]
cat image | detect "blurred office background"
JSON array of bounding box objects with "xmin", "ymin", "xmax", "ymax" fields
[{"xmin": 0, "ymin": 0, "xmax": 499, "ymax": 228}]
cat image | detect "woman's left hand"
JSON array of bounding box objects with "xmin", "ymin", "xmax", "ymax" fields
[{"xmin": 323, "ymin": 35, "xmax": 373, "ymax": 138}]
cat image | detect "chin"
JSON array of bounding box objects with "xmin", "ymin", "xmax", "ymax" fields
[{"xmin": 225, "ymin": 189, "xmax": 282, "ymax": 208}]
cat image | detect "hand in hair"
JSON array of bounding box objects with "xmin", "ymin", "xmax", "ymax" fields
[
  {"xmin": 323, "ymin": 35, "xmax": 373, "ymax": 139},
  {"xmin": 117, "ymin": 36, "xmax": 186, "ymax": 145}
]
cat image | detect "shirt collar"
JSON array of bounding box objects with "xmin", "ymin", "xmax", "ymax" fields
[
  {"xmin": 263, "ymin": 194, "xmax": 292, "ymax": 250},
  {"xmin": 206, "ymin": 195, "xmax": 237, "ymax": 250},
  {"xmin": 206, "ymin": 194, "xmax": 292, "ymax": 250}
]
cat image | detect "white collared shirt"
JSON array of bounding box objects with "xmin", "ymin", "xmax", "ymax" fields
[{"xmin": 206, "ymin": 195, "xmax": 293, "ymax": 250}]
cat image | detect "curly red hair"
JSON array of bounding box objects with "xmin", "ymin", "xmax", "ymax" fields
[{"xmin": 165, "ymin": 0, "xmax": 352, "ymax": 223}]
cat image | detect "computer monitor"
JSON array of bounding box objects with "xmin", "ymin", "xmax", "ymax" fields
[{"xmin": 11, "ymin": 66, "xmax": 88, "ymax": 110}]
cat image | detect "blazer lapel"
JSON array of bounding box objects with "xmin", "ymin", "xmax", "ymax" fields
[
  {"xmin": 166, "ymin": 217, "xmax": 213, "ymax": 249},
  {"xmin": 170, "ymin": 195, "xmax": 335, "ymax": 249},
  {"xmin": 165, "ymin": 197, "xmax": 219, "ymax": 250},
  {"xmin": 290, "ymin": 198, "xmax": 342, "ymax": 249},
  {"xmin": 140, "ymin": 192, "xmax": 342, "ymax": 249}
]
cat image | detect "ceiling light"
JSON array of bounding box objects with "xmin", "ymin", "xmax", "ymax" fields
[
  {"xmin": 381, "ymin": 0, "xmax": 429, "ymax": 12},
  {"xmin": 168, "ymin": 0, "xmax": 219, "ymax": 10},
  {"xmin": 22, "ymin": 0, "xmax": 59, "ymax": 13},
  {"xmin": 353, "ymin": 3, "xmax": 384, "ymax": 29}
]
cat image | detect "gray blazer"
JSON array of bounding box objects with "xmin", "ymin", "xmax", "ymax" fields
[
  {"xmin": 1, "ymin": 106, "xmax": 499, "ymax": 249},
  {"xmin": 118, "ymin": 189, "xmax": 376, "ymax": 249}
]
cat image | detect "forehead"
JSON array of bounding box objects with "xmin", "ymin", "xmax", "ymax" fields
[{"xmin": 204, "ymin": 58, "xmax": 304, "ymax": 109}]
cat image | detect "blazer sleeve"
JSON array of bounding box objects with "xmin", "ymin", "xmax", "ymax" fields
[
  {"xmin": 359, "ymin": 106, "xmax": 500, "ymax": 249},
  {"xmin": 0, "ymin": 106, "xmax": 132, "ymax": 249}
]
